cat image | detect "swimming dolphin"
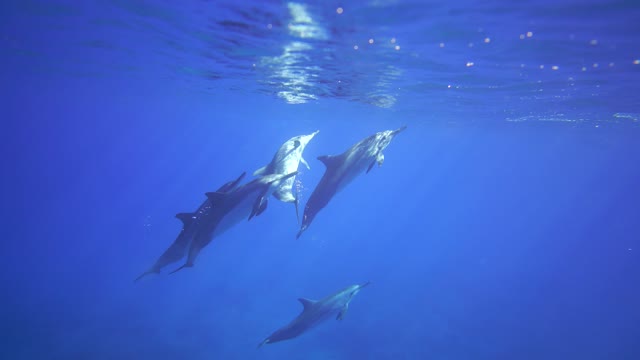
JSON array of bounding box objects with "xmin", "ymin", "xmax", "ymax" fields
[
  {"xmin": 254, "ymin": 130, "xmax": 319, "ymax": 223},
  {"xmin": 296, "ymin": 126, "xmax": 406, "ymax": 239},
  {"xmin": 170, "ymin": 171, "xmax": 298, "ymax": 274},
  {"xmin": 258, "ymin": 282, "xmax": 370, "ymax": 347},
  {"xmin": 134, "ymin": 172, "xmax": 246, "ymax": 282}
]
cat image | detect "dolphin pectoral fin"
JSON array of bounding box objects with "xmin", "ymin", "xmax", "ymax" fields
[
  {"xmin": 366, "ymin": 160, "xmax": 375, "ymax": 174},
  {"xmin": 168, "ymin": 263, "xmax": 192, "ymax": 275},
  {"xmin": 253, "ymin": 165, "xmax": 268, "ymax": 177},
  {"xmin": 257, "ymin": 199, "xmax": 268, "ymax": 217},
  {"xmin": 175, "ymin": 212, "xmax": 195, "ymax": 227},
  {"xmin": 248, "ymin": 195, "xmax": 268, "ymax": 221},
  {"xmin": 134, "ymin": 269, "xmax": 157, "ymax": 282},
  {"xmin": 279, "ymin": 171, "xmax": 299, "ymax": 182},
  {"xmin": 337, "ymin": 304, "xmax": 349, "ymax": 320},
  {"xmin": 377, "ymin": 152, "xmax": 385, "ymax": 166},
  {"xmin": 301, "ymin": 156, "xmax": 311, "ymax": 170}
]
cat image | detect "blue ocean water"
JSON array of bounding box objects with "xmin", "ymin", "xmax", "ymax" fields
[{"xmin": 1, "ymin": 0, "xmax": 639, "ymax": 359}]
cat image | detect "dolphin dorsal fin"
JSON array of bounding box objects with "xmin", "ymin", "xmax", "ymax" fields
[
  {"xmin": 317, "ymin": 155, "xmax": 339, "ymax": 169},
  {"xmin": 298, "ymin": 298, "xmax": 316, "ymax": 310},
  {"xmin": 216, "ymin": 171, "xmax": 246, "ymax": 192},
  {"xmin": 175, "ymin": 212, "xmax": 195, "ymax": 227}
]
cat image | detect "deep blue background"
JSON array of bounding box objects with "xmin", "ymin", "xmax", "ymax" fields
[{"xmin": 1, "ymin": 1, "xmax": 639, "ymax": 359}]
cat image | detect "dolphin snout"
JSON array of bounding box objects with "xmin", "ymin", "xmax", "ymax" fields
[{"xmin": 393, "ymin": 125, "xmax": 407, "ymax": 135}]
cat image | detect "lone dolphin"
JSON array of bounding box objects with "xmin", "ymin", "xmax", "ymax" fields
[
  {"xmin": 134, "ymin": 172, "xmax": 246, "ymax": 282},
  {"xmin": 170, "ymin": 171, "xmax": 298, "ymax": 274},
  {"xmin": 259, "ymin": 282, "xmax": 370, "ymax": 347},
  {"xmin": 297, "ymin": 126, "xmax": 406, "ymax": 239},
  {"xmin": 254, "ymin": 130, "xmax": 319, "ymax": 222}
]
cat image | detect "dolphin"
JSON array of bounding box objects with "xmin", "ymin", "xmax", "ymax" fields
[
  {"xmin": 258, "ymin": 282, "xmax": 370, "ymax": 347},
  {"xmin": 134, "ymin": 172, "xmax": 246, "ymax": 282},
  {"xmin": 170, "ymin": 171, "xmax": 298, "ymax": 274},
  {"xmin": 254, "ymin": 130, "xmax": 319, "ymax": 223},
  {"xmin": 296, "ymin": 126, "xmax": 406, "ymax": 239}
]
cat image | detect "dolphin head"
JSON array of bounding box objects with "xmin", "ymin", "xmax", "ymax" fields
[
  {"xmin": 296, "ymin": 130, "xmax": 319, "ymax": 148},
  {"xmin": 374, "ymin": 125, "xmax": 406, "ymax": 152},
  {"xmin": 348, "ymin": 281, "xmax": 370, "ymax": 299},
  {"xmin": 284, "ymin": 130, "xmax": 319, "ymax": 155}
]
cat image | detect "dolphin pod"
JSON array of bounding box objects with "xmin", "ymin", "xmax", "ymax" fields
[
  {"xmin": 134, "ymin": 171, "xmax": 246, "ymax": 282},
  {"xmin": 135, "ymin": 128, "xmax": 405, "ymax": 347},
  {"xmin": 169, "ymin": 171, "xmax": 298, "ymax": 274}
]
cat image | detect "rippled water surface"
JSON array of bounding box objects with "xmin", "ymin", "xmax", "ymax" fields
[{"xmin": 4, "ymin": 0, "xmax": 640, "ymax": 123}]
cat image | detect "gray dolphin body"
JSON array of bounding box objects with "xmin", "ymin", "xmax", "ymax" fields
[
  {"xmin": 170, "ymin": 171, "xmax": 298, "ymax": 274},
  {"xmin": 259, "ymin": 282, "xmax": 370, "ymax": 347},
  {"xmin": 297, "ymin": 126, "xmax": 406, "ymax": 239},
  {"xmin": 254, "ymin": 131, "xmax": 319, "ymax": 222},
  {"xmin": 134, "ymin": 172, "xmax": 246, "ymax": 282}
]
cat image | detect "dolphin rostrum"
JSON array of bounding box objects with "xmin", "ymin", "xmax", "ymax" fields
[
  {"xmin": 134, "ymin": 172, "xmax": 246, "ymax": 282},
  {"xmin": 254, "ymin": 130, "xmax": 319, "ymax": 223},
  {"xmin": 259, "ymin": 282, "xmax": 370, "ymax": 347},
  {"xmin": 296, "ymin": 126, "xmax": 406, "ymax": 239},
  {"xmin": 170, "ymin": 171, "xmax": 298, "ymax": 274}
]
